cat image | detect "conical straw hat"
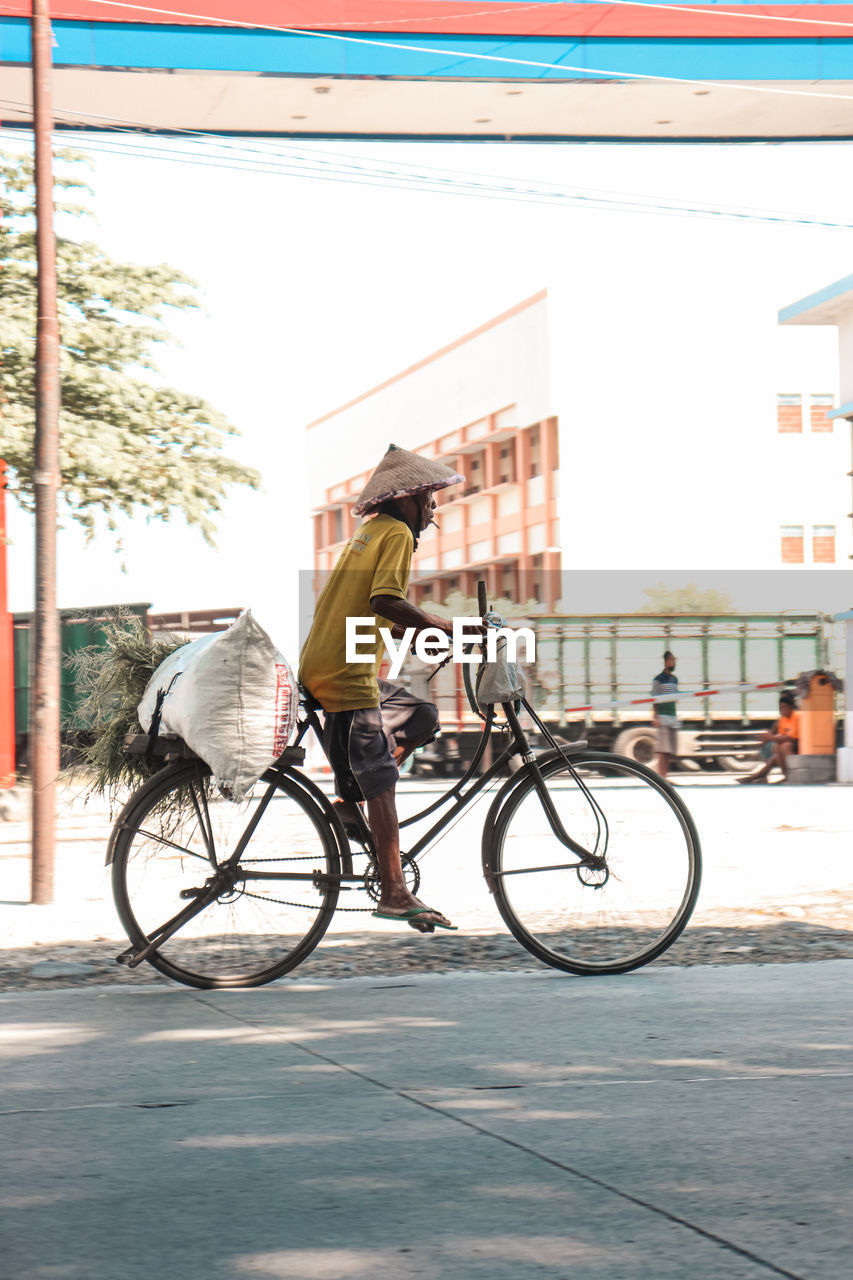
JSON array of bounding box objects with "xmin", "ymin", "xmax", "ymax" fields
[{"xmin": 353, "ymin": 444, "xmax": 464, "ymax": 516}]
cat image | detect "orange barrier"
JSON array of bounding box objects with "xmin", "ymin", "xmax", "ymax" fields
[{"xmin": 799, "ymin": 673, "xmax": 837, "ymax": 756}]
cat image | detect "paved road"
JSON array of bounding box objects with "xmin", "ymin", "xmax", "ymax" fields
[{"xmin": 2, "ymin": 961, "xmax": 850, "ymax": 1279}]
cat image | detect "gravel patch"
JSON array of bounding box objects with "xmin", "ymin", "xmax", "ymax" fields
[{"xmin": 2, "ymin": 918, "xmax": 851, "ymax": 991}]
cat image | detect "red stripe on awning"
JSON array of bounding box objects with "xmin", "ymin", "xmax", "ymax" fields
[{"xmin": 3, "ymin": 2, "xmax": 853, "ymax": 41}]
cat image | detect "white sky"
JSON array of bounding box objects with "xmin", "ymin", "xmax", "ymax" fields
[{"xmin": 4, "ymin": 137, "xmax": 853, "ymax": 656}]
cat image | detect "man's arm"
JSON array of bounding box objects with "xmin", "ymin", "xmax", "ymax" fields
[
  {"xmin": 370, "ymin": 594, "xmax": 457, "ymax": 639},
  {"xmin": 765, "ymin": 719, "xmax": 795, "ymax": 744}
]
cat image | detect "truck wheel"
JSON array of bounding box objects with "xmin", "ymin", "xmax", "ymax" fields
[{"xmin": 612, "ymin": 727, "xmax": 658, "ymax": 766}]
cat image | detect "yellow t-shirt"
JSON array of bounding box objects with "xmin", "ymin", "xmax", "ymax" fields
[{"xmin": 298, "ymin": 513, "xmax": 414, "ymax": 711}]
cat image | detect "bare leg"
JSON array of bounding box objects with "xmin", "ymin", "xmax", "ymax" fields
[
  {"xmin": 657, "ymin": 751, "xmax": 669, "ymax": 779},
  {"xmin": 777, "ymin": 741, "xmax": 793, "ymax": 780},
  {"xmin": 368, "ymin": 784, "xmax": 452, "ymax": 931}
]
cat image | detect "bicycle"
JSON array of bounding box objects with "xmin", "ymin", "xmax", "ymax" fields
[{"xmin": 108, "ymin": 583, "xmax": 702, "ymax": 989}]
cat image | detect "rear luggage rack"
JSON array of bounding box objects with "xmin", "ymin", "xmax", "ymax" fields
[
  {"xmin": 123, "ymin": 732, "xmax": 198, "ymax": 760},
  {"xmin": 122, "ymin": 733, "xmax": 305, "ymax": 767}
]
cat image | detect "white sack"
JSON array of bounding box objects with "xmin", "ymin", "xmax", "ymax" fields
[
  {"xmin": 138, "ymin": 610, "xmax": 298, "ymax": 800},
  {"xmin": 476, "ymin": 633, "xmax": 527, "ymax": 708}
]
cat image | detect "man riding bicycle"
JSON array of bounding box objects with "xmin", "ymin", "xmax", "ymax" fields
[{"xmin": 299, "ymin": 443, "xmax": 481, "ymax": 934}]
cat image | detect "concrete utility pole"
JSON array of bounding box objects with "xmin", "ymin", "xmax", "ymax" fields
[{"xmin": 30, "ymin": 0, "xmax": 60, "ymax": 904}]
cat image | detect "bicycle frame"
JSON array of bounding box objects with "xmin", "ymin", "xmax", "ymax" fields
[{"xmin": 290, "ymin": 685, "xmax": 599, "ymax": 882}]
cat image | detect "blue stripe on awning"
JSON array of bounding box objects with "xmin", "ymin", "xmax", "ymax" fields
[{"xmin": 2, "ymin": 19, "xmax": 853, "ymax": 82}]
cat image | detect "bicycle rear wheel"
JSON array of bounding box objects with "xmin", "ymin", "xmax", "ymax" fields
[
  {"xmin": 486, "ymin": 751, "xmax": 701, "ymax": 975},
  {"xmin": 112, "ymin": 761, "xmax": 340, "ymax": 989}
]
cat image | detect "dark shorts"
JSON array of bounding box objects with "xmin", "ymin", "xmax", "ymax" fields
[{"xmin": 321, "ymin": 680, "xmax": 439, "ymax": 802}]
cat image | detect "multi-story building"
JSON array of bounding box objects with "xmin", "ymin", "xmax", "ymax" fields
[
  {"xmin": 779, "ymin": 273, "xmax": 853, "ymax": 562},
  {"xmin": 307, "ymin": 283, "xmax": 851, "ymax": 610},
  {"xmin": 307, "ymin": 291, "xmax": 561, "ymax": 609}
]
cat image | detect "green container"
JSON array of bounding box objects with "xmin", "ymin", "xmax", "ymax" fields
[{"xmin": 13, "ymin": 603, "xmax": 151, "ymax": 735}]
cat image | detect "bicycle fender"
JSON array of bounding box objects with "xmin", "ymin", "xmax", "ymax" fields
[{"xmin": 479, "ymin": 749, "xmax": 582, "ymax": 893}]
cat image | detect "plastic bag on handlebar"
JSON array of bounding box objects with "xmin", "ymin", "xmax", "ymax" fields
[{"xmin": 475, "ymin": 632, "xmax": 526, "ymax": 707}]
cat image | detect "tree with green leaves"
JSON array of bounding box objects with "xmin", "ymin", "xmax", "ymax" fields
[{"xmin": 0, "ymin": 145, "xmax": 259, "ymax": 542}]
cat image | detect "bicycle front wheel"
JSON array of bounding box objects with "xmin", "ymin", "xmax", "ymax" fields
[
  {"xmin": 487, "ymin": 752, "xmax": 701, "ymax": 975},
  {"xmin": 112, "ymin": 761, "xmax": 341, "ymax": 989}
]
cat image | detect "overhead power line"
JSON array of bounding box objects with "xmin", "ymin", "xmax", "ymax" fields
[{"xmin": 3, "ymin": 117, "xmax": 853, "ymax": 232}]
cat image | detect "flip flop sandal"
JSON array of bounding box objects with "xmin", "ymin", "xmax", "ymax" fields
[{"xmin": 371, "ymin": 906, "xmax": 458, "ymax": 931}]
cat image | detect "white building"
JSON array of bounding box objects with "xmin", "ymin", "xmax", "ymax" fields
[
  {"xmin": 779, "ymin": 272, "xmax": 853, "ymax": 564},
  {"xmin": 306, "ymin": 277, "xmax": 851, "ymax": 613}
]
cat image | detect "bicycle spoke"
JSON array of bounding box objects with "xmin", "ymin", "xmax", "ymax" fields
[
  {"xmin": 132, "ymin": 828, "xmax": 210, "ymax": 862},
  {"xmin": 493, "ymin": 860, "xmax": 585, "ymax": 877}
]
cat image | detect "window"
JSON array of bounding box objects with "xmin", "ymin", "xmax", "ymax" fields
[
  {"xmin": 467, "ymin": 450, "xmax": 484, "ymax": 494},
  {"xmin": 528, "ymin": 424, "xmax": 542, "ymax": 477},
  {"xmin": 499, "ymin": 442, "xmax": 516, "ymax": 484},
  {"xmin": 780, "ymin": 525, "xmax": 804, "ymax": 564},
  {"xmin": 332, "ymin": 507, "xmax": 344, "ymax": 543},
  {"xmin": 812, "ymin": 524, "xmax": 836, "ymax": 563},
  {"xmin": 531, "ymin": 553, "xmax": 544, "ymax": 605},
  {"xmin": 810, "ymin": 393, "xmax": 834, "ymax": 433},
  {"xmin": 776, "ymin": 393, "xmax": 802, "ymax": 434}
]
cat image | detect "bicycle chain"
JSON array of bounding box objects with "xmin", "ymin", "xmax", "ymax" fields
[
  {"xmin": 239, "ymin": 854, "xmax": 320, "ymax": 863},
  {"xmin": 237, "ymin": 855, "xmax": 379, "ymax": 912},
  {"xmin": 240, "ymin": 889, "xmax": 374, "ymax": 912},
  {"xmin": 238, "ymin": 851, "xmax": 419, "ymax": 913}
]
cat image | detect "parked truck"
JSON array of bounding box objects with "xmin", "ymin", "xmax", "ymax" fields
[{"xmin": 411, "ymin": 610, "xmax": 844, "ymax": 774}]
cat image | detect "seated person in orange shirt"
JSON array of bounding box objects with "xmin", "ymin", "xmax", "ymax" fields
[{"xmin": 738, "ymin": 693, "xmax": 799, "ymax": 784}]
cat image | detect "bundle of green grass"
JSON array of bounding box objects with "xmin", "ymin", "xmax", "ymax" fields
[{"xmin": 66, "ymin": 612, "xmax": 185, "ymax": 803}]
